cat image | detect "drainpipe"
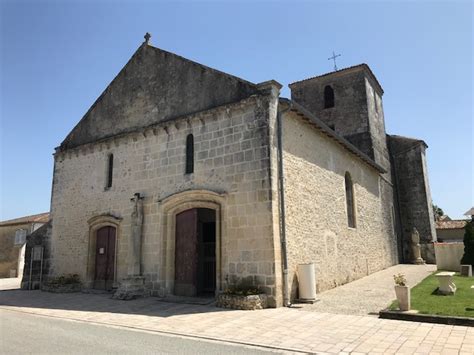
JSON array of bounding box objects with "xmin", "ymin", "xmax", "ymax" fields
[{"xmin": 277, "ymin": 101, "xmax": 291, "ymax": 307}]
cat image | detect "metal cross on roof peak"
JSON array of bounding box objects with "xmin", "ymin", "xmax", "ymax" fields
[
  {"xmin": 328, "ymin": 51, "xmax": 341, "ymax": 71},
  {"xmin": 144, "ymin": 32, "xmax": 151, "ymax": 45}
]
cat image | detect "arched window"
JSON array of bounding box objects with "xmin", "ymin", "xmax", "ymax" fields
[
  {"xmin": 324, "ymin": 85, "xmax": 335, "ymax": 109},
  {"xmin": 185, "ymin": 134, "xmax": 194, "ymax": 174},
  {"xmin": 345, "ymin": 172, "xmax": 356, "ymax": 228},
  {"xmin": 106, "ymin": 154, "xmax": 114, "ymax": 189}
]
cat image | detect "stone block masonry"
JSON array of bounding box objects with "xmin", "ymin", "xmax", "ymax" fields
[
  {"xmin": 50, "ymin": 93, "xmax": 282, "ymax": 306},
  {"xmin": 389, "ymin": 136, "xmax": 437, "ymax": 263},
  {"xmin": 282, "ymin": 111, "xmax": 399, "ymax": 296}
]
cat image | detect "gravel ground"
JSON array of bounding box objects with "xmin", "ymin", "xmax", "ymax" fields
[{"xmin": 294, "ymin": 264, "xmax": 436, "ymax": 315}]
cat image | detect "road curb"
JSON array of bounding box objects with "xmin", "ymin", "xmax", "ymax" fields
[{"xmin": 379, "ymin": 309, "xmax": 474, "ymax": 327}]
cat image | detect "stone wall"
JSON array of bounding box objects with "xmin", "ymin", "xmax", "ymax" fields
[
  {"xmin": 434, "ymin": 242, "xmax": 464, "ymax": 272},
  {"xmin": 436, "ymin": 228, "xmax": 465, "ymax": 243},
  {"xmin": 389, "ymin": 136, "xmax": 437, "ymax": 263},
  {"xmin": 282, "ymin": 111, "xmax": 398, "ymax": 297},
  {"xmin": 0, "ymin": 223, "xmax": 30, "ymax": 278},
  {"xmin": 21, "ymin": 222, "xmax": 52, "ymax": 290},
  {"xmin": 50, "ymin": 93, "xmax": 282, "ymax": 305}
]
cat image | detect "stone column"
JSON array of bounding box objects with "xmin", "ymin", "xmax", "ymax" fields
[
  {"xmin": 128, "ymin": 193, "xmax": 144, "ymax": 276},
  {"xmin": 113, "ymin": 193, "xmax": 149, "ymax": 300}
]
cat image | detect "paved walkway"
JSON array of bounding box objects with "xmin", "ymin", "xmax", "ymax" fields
[
  {"xmin": 1, "ymin": 287, "xmax": 472, "ymax": 354},
  {"xmin": 299, "ymin": 264, "xmax": 437, "ymax": 315}
]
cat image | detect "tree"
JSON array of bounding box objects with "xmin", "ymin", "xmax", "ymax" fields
[
  {"xmin": 460, "ymin": 220, "xmax": 474, "ymax": 267},
  {"xmin": 432, "ymin": 204, "xmax": 444, "ymax": 221}
]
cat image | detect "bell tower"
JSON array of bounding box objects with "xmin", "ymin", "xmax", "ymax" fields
[{"xmin": 289, "ymin": 64, "xmax": 390, "ymax": 171}]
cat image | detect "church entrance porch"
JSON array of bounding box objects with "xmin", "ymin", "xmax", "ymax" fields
[
  {"xmin": 93, "ymin": 226, "xmax": 116, "ymax": 290},
  {"xmin": 174, "ymin": 208, "xmax": 216, "ymax": 297}
]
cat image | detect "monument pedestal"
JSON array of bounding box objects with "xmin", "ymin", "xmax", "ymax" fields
[
  {"xmin": 112, "ymin": 276, "xmax": 149, "ymax": 300},
  {"xmin": 435, "ymin": 272, "xmax": 456, "ymax": 295},
  {"xmin": 412, "ymin": 257, "xmax": 425, "ymax": 265}
]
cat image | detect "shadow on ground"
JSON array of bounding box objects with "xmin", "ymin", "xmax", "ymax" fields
[{"xmin": 0, "ymin": 288, "xmax": 233, "ymax": 318}]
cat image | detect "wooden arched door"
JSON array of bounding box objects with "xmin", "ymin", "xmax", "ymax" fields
[{"xmin": 94, "ymin": 226, "xmax": 116, "ymax": 290}]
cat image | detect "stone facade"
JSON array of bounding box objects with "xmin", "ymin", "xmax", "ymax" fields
[
  {"xmin": 50, "ymin": 89, "xmax": 283, "ymax": 306},
  {"xmin": 282, "ymin": 111, "xmax": 398, "ymax": 295},
  {"xmin": 0, "ymin": 213, "xmax": 49, "ymax": 278},
  {"xmin": 388, "ymin": 136, "xmax": 437, "ymax": 263},
  {"xmin": 46, "ymin": 39, "xmax": 436, "ymax": 307},
  {"xmin": 289, "ymin": 66, "xmax": 435, "ymax": 266},
  {"xmin": 21, "ymin": 221, "xmax": 52, "ymax": 290}
]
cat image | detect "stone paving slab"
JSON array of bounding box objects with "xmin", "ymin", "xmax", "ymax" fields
[
  {"xmin": 297, "ymin": 264, "xmax": 437, "ymax": 315},
  {"xmin": 0, "ymin": 288, "xmax": 472, "ymax": 354}
]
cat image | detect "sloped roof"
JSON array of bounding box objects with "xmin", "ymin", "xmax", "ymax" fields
[
  {"xmin": 435, "ymin": 220, "xmax": 468, "ymax": 230},
  {"xmin": 280, "ymin": 98, "xmax": 386, "ymax": 173},
  {"xmin": 60, "ymin": 42, "xmax": 258, "ymax": 150},
  {"xmin": 289, "ymin": 63, "xmax": 384, "ymax": 94},
  {"xmin": 0, "ymin": 212, "xmax": 50, "ymax": 227},
  {"xmin": 464, "ymin": 207, "xmax": 474, "ymax": 216}
]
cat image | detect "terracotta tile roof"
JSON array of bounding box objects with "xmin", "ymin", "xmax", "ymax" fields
[
  {"xmin": 435, "ymin": 220, "xmax": 468, "ymax": 230},
  {"xmin": 0, "ymin": 212, "xmax": 50, "ymax": 226}
]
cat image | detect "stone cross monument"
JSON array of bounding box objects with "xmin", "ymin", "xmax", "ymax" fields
[
  {"xmin": 113, "ymin": 193, "xmax": 149, "ymax": 300},
  {"xmin": 410, "ymin": 227, "xmax": 425, "ymax": 265},
  {"xmin": 128, "ymin": 193, "xmax": 144, "ymax": 276}
]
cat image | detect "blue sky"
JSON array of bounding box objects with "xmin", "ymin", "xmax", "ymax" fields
[{"xmin": 1, "ymin": 0, "xmax": 472, "ymax": 220}]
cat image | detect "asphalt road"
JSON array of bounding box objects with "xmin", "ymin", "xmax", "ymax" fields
[{"xmin": 0, "ymin": 310, "xmax": 283, "ymax": 354}]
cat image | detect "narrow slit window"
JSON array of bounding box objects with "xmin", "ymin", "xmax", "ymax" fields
[
  {"xmin": 373, "ymin": 90, "xmax": 378, "ymax": 113},
  {"xmin": 345, "ymin": 172, "xmax": 356, "ymax": 228},
  {"xmin": 185, "ymin": 134, "xmax": 194, "ymax": 174},
  {"xmin": 324, "ymin": 85, "xmax": 335, "ymax": 109},
  {"xmin": 106, "ymin": 153, "xmax": 114, "ymax": 188}
]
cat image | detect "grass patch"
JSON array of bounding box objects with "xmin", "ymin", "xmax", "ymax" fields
[{"xmin": 389, "ymin": 271, "xmax": 474, "ymax": 318}]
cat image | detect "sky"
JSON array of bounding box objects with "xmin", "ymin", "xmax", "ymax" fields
[{"xmin": 0, "ymin": 0, "xmax": 472, "ymax": 221}]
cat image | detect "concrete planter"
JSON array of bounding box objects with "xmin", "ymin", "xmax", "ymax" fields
[
  {"xmin": 42, "ymin": 283, "xmax": 82, "ymax": 293},
  {"xmin": 216, "ymin": 293, "xmax": 267, "ymax": 310},
  {"xmin": 394, "ymin": 285, "xmax": 410, "ymax": 311}
]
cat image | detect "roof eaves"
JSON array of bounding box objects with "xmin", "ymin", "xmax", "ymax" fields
[
  {"xmin": 0, "ymin": 212, "xmax": 50, "ymax": 227},
  {"xmin": 280, "ymin": 98, "xmax": 386, "ymax": 174},
  {"xmin": 388, "ymin": 134, "xmax": 428, "ymax": 148},
  {"xmin": 289, "ymin": 63, "xmax": 384, "ymax": 95}
]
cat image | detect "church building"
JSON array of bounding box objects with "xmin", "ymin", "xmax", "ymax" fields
[{"xmin": 48, "ymin": 34, "xmax": 436, "ymax": 306}]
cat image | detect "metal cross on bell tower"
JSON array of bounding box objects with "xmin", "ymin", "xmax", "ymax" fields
[{"xmin": 328, "ymin": 51, "xmax": 341, "ymax": 71}]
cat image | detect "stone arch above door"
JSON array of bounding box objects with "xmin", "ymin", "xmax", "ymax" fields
[
  {"xmin": 158, "ymin": 190, "xmax": 227, "ymax": 295},
  {"xmin": 86, "ymin": 214, "xmax": 122, "ymax": 289}
]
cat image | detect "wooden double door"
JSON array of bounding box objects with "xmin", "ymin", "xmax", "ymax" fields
[
  {"xmin": 94, "ymin": 226, "xmax": 116, "ymax": 290},
  {"xmin": 174, "ymin": 208, "xmax": 216, "ymax": 297}
]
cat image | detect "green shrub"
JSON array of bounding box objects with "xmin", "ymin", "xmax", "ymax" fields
[
  {"xmin": 393, "ymin": 273, "xmax": 407, "ymax": 286},
  {"xmin": 460, "ymin": 220, "xmax": 474, "ymax": 267}
]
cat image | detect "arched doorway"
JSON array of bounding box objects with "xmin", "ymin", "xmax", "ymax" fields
[
  {"xmin": 174, "ymin": 208, "xmax": 216, "ymax": 297},
  {"xmin": 94, "ymin": 226, "xmax": 116, "ymax": 290}
]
